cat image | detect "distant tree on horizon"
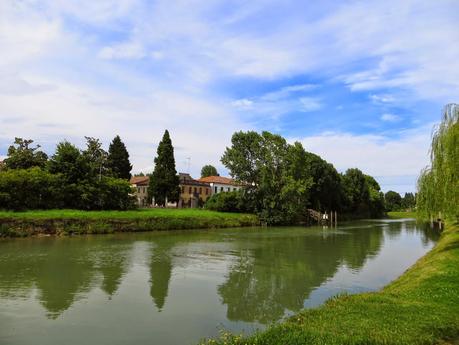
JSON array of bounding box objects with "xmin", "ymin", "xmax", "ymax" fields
[
  {"xmin": 385, "ymin": 190, "xmax": 402, "ymax": 211},
  {"xmin": 107, "ymin": 135, "xmax": 132, "ymax": 180},
  {"xmin": 201, "ymin": 164, "xmax": 219, "ymax": 178},
  {"xmin": 148, "ymin": 130, "xmax": 180, "ymax": 206}
]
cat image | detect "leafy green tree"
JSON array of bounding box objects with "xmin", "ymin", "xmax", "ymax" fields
[
  {"xmin": 4, "ymin": 138, "xmax": 48, "ymax": 169},
  {"xmin": 148, "ymin": 130, "xmax": 180, "ymax": 206},
  {"xmin": 48, "ymin": 141, "xmax": 91, "ymax": 208},
  {"xmin": 107, "ymin": 135, "xmax": 132, "ymax": 180},
  {"xmin": 221, "ymin": 131, "xmax": 313, "ymax": 224},
  {"xmin": 385, "ymin": 191, "xmax": 402, "ymax": 211},
  {"xmin": 401, "ymin": 192, "xmax": 416, "ymax": 210},
  {"xmin": 201, "ymin": 165, "xmax": 219, "ymax": 178},
  {"xmin": 365, "ymin": 175, "xmax": 385, "ymax": 217},
  {"xmin": 82, "ymin": 137, "xmax": 108, "ymax": 180},
  {"xmin": 341, "ymin": 168, "xmax": 370, "ymax": 215},
  {"xmin": 417, "ymin": 104, "xmax": 458, "ymax": 221}
]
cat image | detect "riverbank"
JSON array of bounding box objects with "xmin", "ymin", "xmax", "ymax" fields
[
  {"xmin": 387, "ymin": 211, "xmax": 417, "ymax": 219},
  {"xmin": 0, "ymin": 209, "xmax": 260, "ymax": 237},
  {"xmin": 201, "ymin": 221, "xmax": 459, "ymax": 345}
]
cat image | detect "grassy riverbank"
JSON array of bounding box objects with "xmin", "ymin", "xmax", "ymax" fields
[
  {"xmin": 201, "ymin": 221, "xmax": 459, "ymax": 345},
  {"xmin": 387, "ymin": 211, "xmax": 417, "ymax": 219},
  {"xmin": 0, "ymin": 209, "xmax": 260, "ymax": 237}
]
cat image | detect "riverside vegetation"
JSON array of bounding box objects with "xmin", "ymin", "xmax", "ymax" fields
[
  {"xmin": 199, "ymin": 104, "xmax": 459, "ymax": 344},
  {"xmin": 0, "ymin": 209, "xmax": 259, "ymax": 237}
]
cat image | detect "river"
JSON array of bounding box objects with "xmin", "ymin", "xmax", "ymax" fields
[{"xmin": 0, "ymin": 218, "xmax": 438, "ymax": 345}]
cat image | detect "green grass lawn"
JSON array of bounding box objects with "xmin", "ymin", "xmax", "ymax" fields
[
  {"xmin": 0, "ymin": 208, "xmax": 260, "ymax": 237},
  {"xmin": 0, "ymin": 208, "xmax": 251, "ymax": 220},
  {"xmin": 387, "ymin": 211, "xmax": 417, "ymax": 219},
  {"xmin": 201, "ymin": 221, "xmax": 459, "ymax": 345}
]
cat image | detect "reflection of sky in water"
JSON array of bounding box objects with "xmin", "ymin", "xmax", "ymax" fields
[{"xmin": 0, "ymin": 220, "xmax": 437, "ymax": 345}]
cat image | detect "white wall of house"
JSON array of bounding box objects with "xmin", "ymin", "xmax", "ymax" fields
[{"xmin": 209, "ymin": 183, "xmax": 241, "ymax": 195}]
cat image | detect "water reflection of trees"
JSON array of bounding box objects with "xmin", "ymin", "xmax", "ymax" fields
[
  {"xmin": 0, "ymin": 221, "xmax": 437, "ymax": 322},
  {"xmin": 218, "ymin": 225, "xmax": 385, "ymax": 324},
  {"xmin": 0, "ymin": 237, "xmax": 132, "ymax": 318}
]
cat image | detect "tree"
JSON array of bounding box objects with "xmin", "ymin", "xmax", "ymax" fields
[
  {"xmin": 82, "ymin": 137, "xmax": 108, "ymax": 180},
  {"xmin": 107, "ymin": 135, "xmax": 132, "ymax": 180},
  {"xmin": 148, "ymin": 130, "xmax": 180, "ymax": 206},
  {"xmin": 201, "ymin": 165, "xmax": 219, "ymax": 178},
  {"xmin": 341, "ymin": 168, "xmax": 370, "ymax": 215},
  {"xmin": 4, "ymin": 138, "xmax": 48, "ymax": 169},
  {"xmin": 385, "ymin": 191, "xmax": 402, "ymax": 211},
  {"xmin": 401, "ymin": 192, "xmax": 416, "ymax": 210},
  {"xmin": 221, "ymin": 131, "xmax": 313, "ymax": 224},
  {"xmin": 417, "ymin": 104, "xmax": 459, "ymax": 221}
]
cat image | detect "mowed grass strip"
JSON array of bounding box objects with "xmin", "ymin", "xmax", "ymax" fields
[
  {"xmin": 0, "ymin": 208, "xmax": 251, "ymax": 220},
  {"xmin": 387, "ymin": 211, "xmax": 418, "ymax": 219},
  {"xmin": 0, "ymin": 209, "xmax": 260, "ymax": 237},
  {"xmin": 201, "ymin": 222, "xmax": 459, "ymax": 345}
]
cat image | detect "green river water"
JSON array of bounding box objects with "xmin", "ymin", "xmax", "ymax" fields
[{"xmin": 0, "ymin": 219, "xmax": 438, "ymax": 345}]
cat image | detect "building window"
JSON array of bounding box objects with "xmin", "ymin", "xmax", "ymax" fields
[
  {"xmin": 214, "ymin": 186, "xmax": 218, "ymax": 193},
  {"xmin": 199, "ymin": 187, "xmax": 202, "ymax": 194},
  {"xmin": 181, "ymin": 186, "xmax": 185, "ymax": 193},
  {"xmin": 233, "ymin": 188, "xmax": 236, "ymax": 192},
  {"xmin": 189, "ymin": 187, "xmax": 192, "ymax": 193},
  {"xmin": 206, "ymin": 188, "xmax": 209, "ymax": 195},
  {"xmin": 137, "ymin": 187, "xmax": 141, "ymax": 193},
  {"xmin": 194, "ymin": 187, "xmax": 197, "ymax": 193},
  {"xmin": 227, "ymin": 187, "xmax": 230, "ymax": 192},
  {"xmin": 220, "ymin": 187, "xmax": 224, "ymax": 192},
  {"xmin": 143, "ymin": 187, "xmax": 146, "ymax": 193}
]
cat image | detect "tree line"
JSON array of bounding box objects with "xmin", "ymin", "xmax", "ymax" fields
[
  {"xmin": 205, "ymin": 130, "xmax": 389, "ymax": 224},
  {"xmin": 0, "ymin": 136, "xmax": 134, "ymax": 210}
]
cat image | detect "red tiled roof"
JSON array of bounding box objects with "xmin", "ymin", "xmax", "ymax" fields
[
  {"xmin": 198, "ymin": 176, "xmax": 237, "ymax": 185},
  {"xmin": 130, "ymin": 176, "xmax": 149, "ymax": 186}
]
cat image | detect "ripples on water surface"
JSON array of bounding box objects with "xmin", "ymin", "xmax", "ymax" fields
[{"xmin": 0, "ymin": 219, "xmax": 439, "ymax": 345}]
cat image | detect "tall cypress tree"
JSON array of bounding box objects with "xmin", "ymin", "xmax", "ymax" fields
[
  {"xmin": 107, "ymin": 135, "xmax": 132, "ymax": 180},
  {"xmin": 148, "ymin": 130, "xmax": 180, "ymax": 206}
]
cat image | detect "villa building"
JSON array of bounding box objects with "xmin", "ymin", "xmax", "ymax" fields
[
  {"xmin": 198, "ymin": 176, "xmax": 242, "ymax": 195},
  {"xmin": 130, "ymin": 176, "xmax": 150, "ymax": 206},
  {"xmin": 130, "ymin": 173, "xmax": 212, "ymax": 208},
  {"xmin": 178, "ymin": 173, "xmax": 211, "ymax": 208}
]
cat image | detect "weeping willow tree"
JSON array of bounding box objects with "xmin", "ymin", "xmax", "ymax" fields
[{"xmin": 417, "ymin": 104, "xmax": 459, "ymax": 221}]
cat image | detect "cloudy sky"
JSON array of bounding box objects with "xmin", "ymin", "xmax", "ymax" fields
[{"xmin": 1, "ymin": 0, "xmax": 458, "ymax": 194}]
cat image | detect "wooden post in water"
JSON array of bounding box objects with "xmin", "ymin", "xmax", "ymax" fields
[
  {"xmin": 330, "ymin": 211, "xmax": 333, "ymax": 226},
  {"xmin": 335, "ymin": 211, "xmax": 337, "ymax": 227}
]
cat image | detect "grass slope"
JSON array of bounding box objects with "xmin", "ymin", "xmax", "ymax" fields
[
  {"xmin": 201, "ymin": 222, "xmax": 459, "ymax": 345},
  {"xmin": 0, "ymin": 209, "xmax": 260, "ymax": 237},
  {"xmin": 387, "ymin": 211, "xmax": 417, "ymax": 219}
]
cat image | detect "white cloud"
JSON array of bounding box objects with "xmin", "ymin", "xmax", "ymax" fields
[
  {"xmin": 98, "ymin": 42, "xmax": 146, "ymax": 60},
  {"xmin": 380, "ymin": 113, "xmax": 400, "ymax": 122},
  {"xmin": 299, "ymin": 97, "xmax": 322, "ymax": 112}
]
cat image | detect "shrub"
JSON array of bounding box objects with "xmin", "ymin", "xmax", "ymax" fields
[{"xmin": 205, "ymin": 191, "xmax": 246, "ymax": 213}]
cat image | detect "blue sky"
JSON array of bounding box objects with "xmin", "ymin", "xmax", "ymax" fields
[{"xmin": 0, "ymin": 0, "xmax": 458, "ymax": 194}]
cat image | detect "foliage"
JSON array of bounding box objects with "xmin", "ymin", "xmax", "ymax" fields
[
  {"xmin": 201, "ymin": 164, "xmax": 219, "ymax": 178},
  {"xmin": 82, "ymin": 136, "xmax": 109, "ymax": 180},
  {"xmin": 0, "ymin": 168, "xmax": 62, "ymax": 210},
  {"xmin": 385, "ymin": 190, "xmax": 402, "ymax": 211},
  {"xmin": 3, "ymin": 138, "xmax": 48, "ymax": 170},
  {"xmin": 417, "ymin": 104, "xmax": 459, "ymax": 221},
  {"xmin": 107, "ymin": 135, "xmax": 132, "ymax": 180},
  {"xmin": 205, "ymin": 191, "xmax": 246, "ymax": 213},
  {"xmin": 401, "ymin": 192, "xmax": 416, "ymax": 210},
  {"xmin": 221, "ymin": 131, "xmax": 385, "ymax": 224},
  {"xmin": 221, "ymin": 131, "xmax": 314, "ymax": 224},
  {"xmin": 148, "ymin": 130, "xmax": 180, "ymax": 206}
]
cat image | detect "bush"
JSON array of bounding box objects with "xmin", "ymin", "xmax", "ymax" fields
[
  {"xmin": 205, "ymin": 191, "xmax": 246, "ymax": 213},
  {"xmin": 0, "ymin": 168, "xmax": 63, "ymax": 210}
]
